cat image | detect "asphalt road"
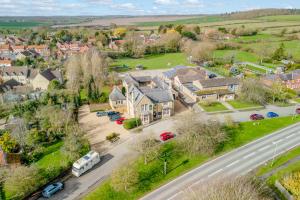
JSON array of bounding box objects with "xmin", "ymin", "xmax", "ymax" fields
[{"xmin": 141, "ymin": 122, "xmax": 300, "ymax": 200}]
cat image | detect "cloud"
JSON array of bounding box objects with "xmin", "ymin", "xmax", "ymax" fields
[
  {"xmin": 154, "ymin": 0, "xmax": 175, "ymax": 5},
  {"xmin": 184, "ymin": 0, "xmax": 204, "ymax": 8},
  {"xmin": 111, "ymin": 3, "xmax": 136, "ymax": 10}
]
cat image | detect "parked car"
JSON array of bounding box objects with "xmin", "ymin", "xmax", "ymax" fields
[
  {"xmin": 267, "ymin": 112, "xmax": 279, "ymax": 118},
  {"xmin": 208, "ymin": 74, "xmax": 217, "ymax": 79},
  {"xmin": 296, "ymin": 108, "xmax": 300, "ymax": 114},
  {"xmin": 160, "ymin": 132, "xmax": 175, "ymax": 141},
  {"xmin": 116, "ymin": 117, "xmax": 125, "ymax": 125},
  {"xmin": 96, "ymin": 111, "xmax": 107, "ymax": 117},
  {"xmin": 109, "ymin": 114, "xmax": 121, "ymax": 121},
  {"xmin": 42, "ymin": 182, "xmax": 64, "ymax": 198},
  {"xmin": 250, "ymin": 114, "xmax": 264, "ymax": 120},
  {"xmin": 107, "ymin": 111, "xmax": 120, "ymax": 116}
]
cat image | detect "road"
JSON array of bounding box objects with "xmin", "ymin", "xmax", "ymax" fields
[{"xmin": 141, "ymin": 122, "xmax": 300, "ymax": 200}]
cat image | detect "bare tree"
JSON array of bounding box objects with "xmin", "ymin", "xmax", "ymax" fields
[
  {"xmin": 132, "ymin": 135, "xmax": 160, "ymax": 165},
  {"xmin": 65, "ymin": 55, "xmax": 82, "ymax": 92},
  {"xmin": 184, "ymin": 176, "xmax": 271, "ymax": 200},
  {"xmin": 184, "ymin": 41, "xmax": 216, "ymax": 63},
  {"xmin": 10, "ymin": 118, "xmax": 27, "ymax": 151},
  {"xmin": 176, "ymin": 113, "xmax": 226, "ymax": 156},
  {"xmin": 110, "ymin": 160, "xmax": 139, "ymax": 192}
]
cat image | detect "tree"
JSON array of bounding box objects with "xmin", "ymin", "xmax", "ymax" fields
[
  {"xmin": 111, "ymin": 160, "xmax": 139, "ymax": 192},
  {"xmin": 4, "ymin": 166, "xmax": 44, "ymax": 200},
  {"xmin": 10, "ymin": 118, "xmax": 27, "ymax": 151},
  {"xmin": 238, "ymin": 78, "xmax": 269, "ymax": 105},
  {"xmin": 113, "ymin": 27, "xmax": 127, "ymax": 38},
  {"xmin": 185, "ymin": 176, "xmax": 271, "ymax": 200},
  {"xmin": 193, "ymin": 25, "xmax": 201, "ymax": 35},
  {"xmin": 182, "ymin": 31, "xmax": 197, "ymax": 40},
  {"xmin": 270, "ymin": 81, "xmax": 290, "ymax": 103},
  {"xmin": 272, "ymin": 43, "xmax": 285, "ymax": 61},
  {"xmin": 0, "ymin": 132, "xmax": 18, "ymax": 153},
  {"xmin": 48, "ymin": 79, "xmax": 62, "ymax": 91},
  {"xmin": 133, "ymin": 136, "xmax": 160, "ymax": 164},
  {"xmin": 176, "ymin": 112, "xmax": 227, "ymax": 156},
  {"xmin": 184, "ymin": 42, "xmax": 216, "ymax": 63}
]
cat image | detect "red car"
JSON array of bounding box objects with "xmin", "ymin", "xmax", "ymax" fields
[
  {"xmin": 160, "ymin": 132, "xmax": 175, "ymax": 141},
  {"xmin": 250, "ymin": 114, "xmax": 264, "ymax": 120},
  {"xmin": 116, "ymin": 117, "xmax": 125, "ymax": 125},
  {"xmin": 296, "ymin": 108, "xmax": 300, "ymax": 114}
]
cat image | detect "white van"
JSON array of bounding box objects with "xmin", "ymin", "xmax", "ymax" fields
[{"xmin": 72, "ymin": 151, "xmax": 101, "ymax": 177}]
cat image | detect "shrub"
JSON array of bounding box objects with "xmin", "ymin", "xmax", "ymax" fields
[
  {"xmin": 123, "ymin": 118, "xmax": 141, "ymax": 130},
  {"xmin": 106, "ymin": 133, "xmax": 120, "ymax": 142},
  {"xmin": 282, "ymin": 171, "xmax": 300, "ymax": 198}
]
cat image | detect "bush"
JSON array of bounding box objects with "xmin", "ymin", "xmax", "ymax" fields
[
  {"xmin": 123, "ymin": 118, "xmax": 141, "ymax": 130},
  {"xmin": 106, "ymin": 133, "xmax": 120, "ymax": 142}
]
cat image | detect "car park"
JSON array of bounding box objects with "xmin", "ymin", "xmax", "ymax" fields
[
  {"xmin": 116, "ymin": 117, "xmax": 125, "ymax": 125},
  {"xmin": 160, "ymin": 132, "xmax": 175, "ymax": 141},
  {"xmin": 250, "ymin": 114, "xmax": 264, "ymax": 120},
  {"xmin": 42, "ymin": 182, "xmax": 64, "ymax": 198},
  {"xmin": 267, "ymin": 112, "xmax": 279, "ymax": 118},
  {"xmin": 96, "ymin": 111, "xmax": 107, "ymax": 117}
]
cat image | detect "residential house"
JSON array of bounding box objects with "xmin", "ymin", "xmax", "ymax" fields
[
  {"xmin": 27, "ymin": 45, "xmax": 50, "ymax": 57},
  {"xmin": 109, "ymin": 86, "xmax": 126, "ymax": 113},
  {"xmin": 31, "ymin": 68, "xmax": 63, "ymax": 90},
  {"xmin": 0, "ymin": 66, "xmax": 30, "ymax": 84},
  {"xmin": 0, "ymin": 45, "xmax": 11, "ymax": 54},
  {"xmin": 263, "ymin": 70, "xmax": 300, "ymax": 90},
  {"xmin": 11, "ymin": 45, "xmax": 25, "ymax": 53},
  {"xmin": 121, "ymin": 74, "xmax": 174, "ymax": 124},
  {"xmin": 0, "ymin": 59, "xmax": 12, "ymax": 67},
  {"xmin": 109, "ymin": 40, "xmax": 125, "ymax": 51}
]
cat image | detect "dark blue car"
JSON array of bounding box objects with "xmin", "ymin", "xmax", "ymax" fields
[
  {"xmin": 42, "ymin": 182, "xmax": 64, "ymax": 198},
  {"xmin": 267, "ymin": 112, "xmax": 279, "ymax": 118}
]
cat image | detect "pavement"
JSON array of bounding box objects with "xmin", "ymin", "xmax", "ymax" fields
[{"xmin": 141, "ymin": 122, "xmax": 300, "ymax": 200}]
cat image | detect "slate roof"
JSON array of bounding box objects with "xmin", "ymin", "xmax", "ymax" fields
[
  {"xmin": 0, "ymin": 79, "xmax": 21, "ymax": 93},
  {"xmin": 109, "ymin": 86, "xmax": 126, "ymax": 101},
  {"xmin": 197, "ymin": 78, "xmax": 239, "ymax": 88},
  {"xmin": 40, "ymin": 69, "xmax": 57, "ymax": 81},
  {"xmin": 176, "ymin": 67, "xmax": 207, "ymax": 83},
  {"xmin": 265, "ymin": 70, "xmax": 300, "ymax": 82},
  {"xmin": 1, "ymin": 66, "xmax": 29, "ymax": 77},
  {"xmin": 163, "ymin": 65, "xmax": 187, "ymax": 79},
  {"xmin": 140, "ymin": 87, "xmax": 173, "ymax": 103}
]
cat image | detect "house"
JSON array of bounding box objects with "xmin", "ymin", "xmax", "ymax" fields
[
  {"xmin": 0, "ymin": 45, "xmax": 11, "ymax": 54},
  {"xmin": 27, "ymin": 45, "xmax": 50, "ymax": 57},
  {"xmin": 11, "ymin": 45, "xmax": 25, "ymax": 53},
  {"xmin": 109, "ymin": 86, "xmax": 126, "ymax": 113},
  {"xmin": 109, "ymin": 40, "xmax": 125, "ymax": 51},
  {"xmin": 31, "ymin": 69, "xmax": 63, "ymax": 90},
  {"xmin": 193, "ymin": 78, "xmax": 239, "ymax": 101},
  {"xmin": 263, "ymin": 70, "xmax": 300, "ymax": 90},
  {"xmin": 0, "ymin": 59, "xmax": 12, "ymax": 67},
  {"xmin": 0, "ymin": 66, "xmax": 30, "ymax": 84},
  {"xmin": 121, "ymin": 74, "xmax": 174, "ymax": 124}
]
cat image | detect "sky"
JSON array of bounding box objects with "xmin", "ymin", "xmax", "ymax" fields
[{"xmin": 0, "ymin": 0, "xmax": 299, "ymax": 16}]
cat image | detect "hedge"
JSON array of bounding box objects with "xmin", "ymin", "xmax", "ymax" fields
[{"xmin": 123, "ymin": 118, "xmax": 141, "ymax": 130}]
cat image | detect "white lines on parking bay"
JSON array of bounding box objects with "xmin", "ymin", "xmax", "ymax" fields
[
  {"xmin": 226, "ymin": 160, "xmax": 240, "ymax": 168},
  {"xmin": 243, "ymin": 152, "xmax": 256, "ymax": 159},
  {"xmin": 258, "ymin": 145, "xmax": 270, "ymax": 152},
  {"xmin": 208, "ymin": 169, "xmax": 223, "ymax": 178},
  {"xmin": 286, "ymin": 133, "xmax": 295, "ymax": 139}
]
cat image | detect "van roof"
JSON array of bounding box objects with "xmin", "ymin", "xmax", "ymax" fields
[{"xmin": 73, "ymin": 151, "xmax": 99, "ymax": 168}]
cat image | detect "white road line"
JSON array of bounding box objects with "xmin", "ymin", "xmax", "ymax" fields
[
  {"xmin": 273, "ymin": 139, "xmax": 283, "ymax": 144},
  {"xmin": 226, "ymin": 160, "xmax": 240, "ymax": 168},
  {"xmin": 286, "ymin": 134, "xmax": 295, "ymax": 139},
  {"xmin": 258, "ymin": 145, "xmax": 270, "ymax": 151},
  {"xmin": 167, "ymin": 191, "xmax": 184, "ymax": 200},
  {"xmin": 208, "ymin": 169, "xmax": 223, "ymax": 177},
  {"xmin": 243, "ymin": 152, "xmax": 256, "ymax": 159}
]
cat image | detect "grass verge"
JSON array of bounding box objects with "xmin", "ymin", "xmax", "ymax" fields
[
  {"xmin": 227, "ymin": 100, "xmax": 262, "ymax": 109},
  {"xmin": 198, "ymin": 102, "xmax": 228, "ymax": 112}
]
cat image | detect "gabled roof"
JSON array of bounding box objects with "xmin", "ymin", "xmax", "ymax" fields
[
  {"xmin": 163, "ymin": 65, "xmax": 187, "ymax": 79},
  {"xmin": 176, "ymin": 67, "xmax": 207, "ymax": 84},
  {"xmin": 140, "ymin": 87, "xmax": 174, "ymax": 103},
  {"xmin": 40, "ymin": 69, "xmax": 57, "ymax": 81},
  {"xmin": 1, "ymin": 66, "xmax": 29, "ymax": 77},
  {"xmin": 0, "ymin": 79, "xmax": 21, "ymax": 93},
  {"xmin": 197, "ymin": 78, "xmax": 239, "ymax": 88},
  {"xmin": 109, "ymin": 86, "xmax": 126, "ymax": 101}
]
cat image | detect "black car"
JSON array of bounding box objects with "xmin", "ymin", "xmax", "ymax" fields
[
  {"xmin": 96, "ymin": 111, "xmax": 107, "ymax": 117},
  {"xmin": 107, "ymin": 111, "xmax": 120, "ymax": 116},
  {"xmin": 209, "ymin": 74, "xmax": 217, "ymax": 79}
]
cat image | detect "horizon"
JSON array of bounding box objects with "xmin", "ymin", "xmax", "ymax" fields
[{"xmin": 0, "ymin": 0, "xmax": 300, "ymax": 16}]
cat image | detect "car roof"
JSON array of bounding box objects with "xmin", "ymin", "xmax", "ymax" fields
[{"xmin": 44, "ymin": 184, "xmax": 56, "ymax": 192}]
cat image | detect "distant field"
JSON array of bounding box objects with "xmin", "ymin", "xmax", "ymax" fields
[
  {"xmin": 0, "ymin": 21, "xmax": 46, "ymax": 29},
  {"xmin": 258, "ymin": 15, "xmax": 300, "ymax": 21},
  {"xmin": 111, "ymin": 53, "xmax": 195, "ymax": 70}
]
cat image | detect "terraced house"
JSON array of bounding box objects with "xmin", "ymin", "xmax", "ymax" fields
[{"xmin": 110, "ymin": 74, "xmax": 175, "ymax": 124}]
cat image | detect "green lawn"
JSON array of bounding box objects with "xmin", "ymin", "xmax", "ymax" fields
[
  {"xmin": 213, "ymin": 50, "xmax": 260, "ymax": 63},
  {"xmin": 0, "ymin": 21, "xmax": 46, "ymax": 29},
  {"xmin": 258, "ymin": 15, "xmax": 300, "ymax": 22},
  {"xmin": 85, "ymin": 116, "xmax": 300, "ymax": 200},
  {"xmin": 199, "ymin": 102, "xmax": 229, "ymax": 112},
  {"xmin": 231, "ymin": 34, "xmax": 283, "ymax": 43},
  {"xmin": 35, "ymin": 141, "xmax": 66, "ymax": 169},
  {"xmin": 227, "ymin": 100, "xmax": 262, "ymax": 109},
  {"xmin": 111, "ymin": 53, "xmax": 195, "ymax": 70}
]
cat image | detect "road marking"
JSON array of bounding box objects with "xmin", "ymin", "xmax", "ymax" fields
[
  {"xmin": 258, "ymin": 145, "xmax": 270, "ymax": 151},
  {"xmin": 167, "ymin": 191, "xmax": 183, "ymax": 200},
  {"xmin": 226, "ymin": 160, "xmax": 240, "ymax": 168},
  {"xmin": 286, "ymin": 134, "xmax": 295, "ymax": 139},
  {"xmin": 208, "ymin": 169, "xmax": 223, "ymax": 177},
  {"xmin": 243, "ymin": 152, "xmax": 256, "ymax": 159},
  {"xmin": 273, "ymin": 139, "xmax": 283, "ymax": 144}
]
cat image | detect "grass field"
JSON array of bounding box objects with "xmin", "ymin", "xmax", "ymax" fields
[
  {"xmin": 199, "ymin": 102, "xmax": 228, "ymax": 112},
  {"xmin": 213, "ymin": 50, "xmax": 260, "ymax": 63},
  {"xmin": 111, "ymin": 53, "xmax": 195, "ymax": 70},
  {"xmin": 227, "ymin": 100, "xmax": 262, "ymax": 109},
  {"xmin": 85, "ymin": 116, "xmax": 300, "ymax": 200},
  {"xmin": 0, "ymin": 21, "xmax": 46, "ymax": 29},
  {"xmin": 259, "ymin": 15, "xmax": 300, "ymax": 21}
]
